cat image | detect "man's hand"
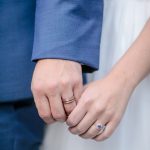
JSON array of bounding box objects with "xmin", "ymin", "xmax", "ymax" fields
[{"xmin": 31, "ymin": 59, "xmax": 83, "ymax": 124}]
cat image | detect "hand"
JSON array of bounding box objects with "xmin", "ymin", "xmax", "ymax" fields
[
  {"xmin": 66, "ymin": 73, "xmax": 135, "ymax": 141},
  {"xmin": 31, "ymin": 59, "xmax": 83, "ymax": 124}
]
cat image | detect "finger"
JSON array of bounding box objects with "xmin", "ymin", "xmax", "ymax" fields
[
  {"xmin": 93, "ymin": 119, "xmax": 118, "ymax": 141},
  {"xmin": 33, "ymin": 93, "xmax": 55, "ymax": 124},
  {"xmin": 73, "ymin": 78, "xmax": 83, "ymax": 103},
  {"xmin": 48, "ymin": 93, "xmax": 66, "ymax": 122},
  {"xmin": 62, "ymin": 97, "xmax": 76, "ymax": 116},
  {"xmin": 66, "ymin": 99, "xmax": 87, "ymax": 127},
  {"xmin": 69, "ymin": 110, "xmax": 97, "ymax": 135},
  {"xmin": 61, "ymin": 83, "xmax": 76, "ymax": 115},
  {"xmin": 80, "ymin": 116, "xmax": 109, "ymax": 139}
]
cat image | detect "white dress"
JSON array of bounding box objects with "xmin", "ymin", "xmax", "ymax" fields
[{"xmin": 41, "ymin": 0, "xmax": 150, "ymax": 150}]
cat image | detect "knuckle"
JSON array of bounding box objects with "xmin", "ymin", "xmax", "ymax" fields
[
  {"xmin": 65, "ymin": 108, "xmax": 73, "ymax": 115},
  {"xmin": 113, "ymin": 115, "xmax": 121, "ymax": 124},
  {"xmin": 31, "ymin": 83, "xmax": 43, "ymax": 93},
  {"xmin": 67, "ymin": 118, "xmax": 76, "ymax": 127},
  {"xmin": 94, "ymin": 138, "xmax": 100, "ymax": 142},
  {"xmin": 73, "ymin": 77, "xmax": 82, "ymax": 85},
  {"xmin": 95, "ymin": 138, "xmax": 102, "ymax": 142},
  {"xmin": 95, "ymin": 107, "xmax": 101, "ymax": 114},
  {"xmin": 69, "ymin": 128, "xmax": 75, "ymax": 134},
  {"xmin": 43, "ymin": 117, "xmax": 55, "ymax": 124},
  {"xmin": 46, "ymin": 82, "xmax": 58, "ymax": 93},
  {"xmin": 81, "ymin": 135, "xmax": 89, "ymax": 139},
  {"xmin": 94, "ymin": 105, "xmax": 105, "ymax": 114},
  {"xmin": 39, "ymin": 111, "xmax": 50, "ymax": 120},
  {"xmin": 75, "ymin": 126, "xmax": 82, "ymax": 133},
  {"xmin": 69, "ymin": 128, "xmax": 77, "ymax": 134},
  {"xmin": 95, "ymin": 133, "xmax": 111, "ymax": 142},
  {"xmin": 105, "ymin": 110, "xmax": 113, "ymax": 118},
  {"xmin": 102, "ymin": 133, "xmax": 110, "ymax": 140},
  {"xmin": 47, "ymin": 117, "xmax": 55, "ymax": 124},
  {"xmin": 83, "ymin": 98, "xmax": 92, "ymax": 107},
  {"xmin": 46, "ymin": 119, "xmax": 55, "ymax": 125},
  {"xmin": 66, "ymin": 103, "xmax": 76, "ymax": 112},
  {"xmin": 86, "ymin": 132, "xmax": 93, "ymax": 138},
  {"xmin": 61, "ymin": 78, "xmax": 70, "ymax": 87},
  {"xmin": 53, "ymin": 113, "xmax": 66, "ymax": 121}
]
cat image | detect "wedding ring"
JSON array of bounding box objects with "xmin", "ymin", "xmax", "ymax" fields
[
  {"xmin": 62, "ymin": 96, "xmax": 75, "ymax": 104},
  {"xmin": 96, "ymin": 123, "xmax": 106, "ymax": 135}
]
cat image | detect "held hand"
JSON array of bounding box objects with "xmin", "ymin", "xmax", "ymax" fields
[
  {"xmin": 31, "ymin": 59, "xmax": 83, "ymax": 124},
  {"xmin": 67, "ymin": 73, "xmax": 135, "ymax": 141}
]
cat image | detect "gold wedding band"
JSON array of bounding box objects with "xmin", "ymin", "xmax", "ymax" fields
[{"xmin": 62, "ymin": 96, "xmax": 75, "ymax": 104}]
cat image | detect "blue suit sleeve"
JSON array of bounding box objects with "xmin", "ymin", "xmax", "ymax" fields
[{"xmin": 32, "ymin": 0, "xmax": 103, "ymax": 73}]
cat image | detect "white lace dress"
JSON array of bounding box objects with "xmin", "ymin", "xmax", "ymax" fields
[{"xmin": 41, "ymin": 1, "xmax": 150, "ymax": 150}]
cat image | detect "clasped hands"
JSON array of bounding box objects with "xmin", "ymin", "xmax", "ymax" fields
[{"xmin": 31, "ymin": 59, "xmax": 133, "ymax": 141}]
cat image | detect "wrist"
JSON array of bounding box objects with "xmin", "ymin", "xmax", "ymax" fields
[{"xmin": 106, "ymin": 67, "xmax": 137, "ymax": 93}]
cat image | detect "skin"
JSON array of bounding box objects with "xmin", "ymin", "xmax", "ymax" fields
[
  {"xmin": 31, "ymin": 59, "xmax": 83, "ymax": 124},
  {"xmin": 67, "ymin": 18, "xmax": 150, "ymax": 141}
]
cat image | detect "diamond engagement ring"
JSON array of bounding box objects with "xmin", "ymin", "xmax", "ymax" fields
[{"xmin": 96, "ymin": 124, "xmax": 106, "ymax": 135}]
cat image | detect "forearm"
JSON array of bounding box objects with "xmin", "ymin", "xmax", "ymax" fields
[
  {"xmin": 108, "ymin": 18, "xmax": 150, "ymax": 90},
  {"xmin": 32, "ymin": 0, "xmax": 103, "ymax": 73}
]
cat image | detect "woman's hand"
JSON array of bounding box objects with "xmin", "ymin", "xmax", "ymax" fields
[
  {"xmin": 66, "ymin": 18, "xmax": 150, "ymax": 141},
  {"xmin": 66, "ymin": 72, "xmax": 135, "ymax": 141}
]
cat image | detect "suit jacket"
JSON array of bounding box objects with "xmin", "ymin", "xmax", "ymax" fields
[{"xmin": 0, "ymin": 0, "xmax": 103, "ymax": 102}]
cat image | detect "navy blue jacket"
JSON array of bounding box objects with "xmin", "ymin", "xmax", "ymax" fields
[{"xmin": 0, "ymin": 0, "xmax": 103, "ymax": 102}]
